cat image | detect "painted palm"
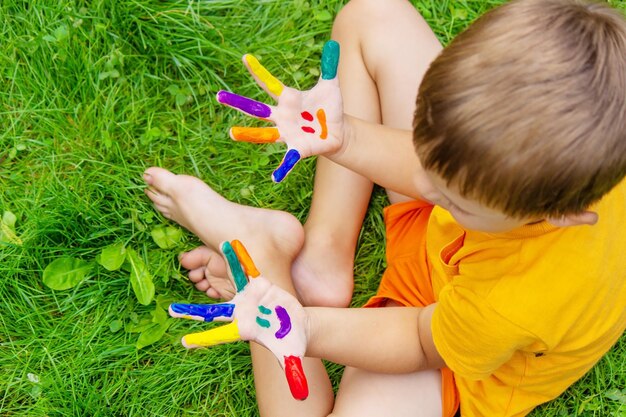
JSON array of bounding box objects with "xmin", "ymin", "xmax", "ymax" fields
[
  {"xmin": 217, "ymin": 41, "xmax": 343, "ymax": 182},
  {"xmin": 168, "ymin": 240, "xmax": 309, "ymax": 400}
]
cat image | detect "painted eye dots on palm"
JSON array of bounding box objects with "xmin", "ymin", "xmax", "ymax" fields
[
  {"xmin": 168, "ymin": 240, "xmax": 309, "ymax": 401},
  {"xmin": 216, "ymin": 41, "xmax": 340, "ymax": 183}
]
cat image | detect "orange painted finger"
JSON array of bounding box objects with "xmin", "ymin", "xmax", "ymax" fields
[
  {"xmin": 230, "ymin": 126, "xmax": 281, "ymax": 143},
  {"xmin": 231, "ymin": 240, "xmax": 261, "ymax": 278}
]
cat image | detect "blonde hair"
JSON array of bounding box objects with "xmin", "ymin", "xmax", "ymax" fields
[{"xmin": 413, "ymin": 0, "xmax": 626, "ymax": 218}]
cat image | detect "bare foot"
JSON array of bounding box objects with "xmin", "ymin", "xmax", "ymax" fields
[
  {"xmin": 143, "ymin": 167, "xmax": 305, "ymax": 296},
  {"xmin": 291, "ymin": 229, "xmax": 355, "ymax": 308},
  {"xmin": 178, "ymin": 246, "xmax": 234, "ymax": 299}
]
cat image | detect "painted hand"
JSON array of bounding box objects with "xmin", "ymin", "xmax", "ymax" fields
[
  {"xmin": 169, "ymin": 240, "xmax": 309, "ymax": 400},
  {"xmin": 217, "ymin": 41, "xmax": 343, "ymax": 182}
]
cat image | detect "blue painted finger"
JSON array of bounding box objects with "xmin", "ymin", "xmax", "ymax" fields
[
  {"xmin": 221, "ymin": 241, "xmax": 248, "ymax": 292},
  {"xmin": 169, "ymin": 303, "xmax": 235, "ymax": 322},
  {"xmin": 216, "ymin": 91, "xmax": 272, "ymax": 118},
  {"xmin": 272, "ymin": 149, "xmax": 301, "ymax": 183},
  {"xmin": 321, "ymin": 41, "xmax": 340, "ymax": 80}
]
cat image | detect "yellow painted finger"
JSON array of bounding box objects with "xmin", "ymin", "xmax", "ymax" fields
[
  {"xmin": 232, "ymin": 240, "xmax": 261, "ymax": 278},
  {"xmin": 230, "ymin": 126, "xmax": 280, "ymax": 143},
  {"xmin": 244, "ymin": 54, "xmax": 284, "ymax": 97},
  {"xmin": 181, "ymin": 320, "xmax": 241, "ymax": 348}
]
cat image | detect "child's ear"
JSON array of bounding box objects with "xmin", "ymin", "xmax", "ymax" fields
[{"xmin": 547, "ymin": 211, "xmax": 598, "ymax": 227}]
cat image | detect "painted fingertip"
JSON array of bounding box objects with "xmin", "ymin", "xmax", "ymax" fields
[
  {"xmin": 231, "ymin": 240, "xmax": 261, "ymax": 278},
  {"xmin": 181, "ymin": 336, "xmax": 196, "ymax": 349},
  {"xmin": 216, "ymin": 91, "xmax": 272, "ymax": 118},
  {"xmin": 271, "ymin": 149, "xmax": 301, "ymax": 183},
  {"xmin": 284, "ymin": 356, "xmax": 309, "ymax": 401},
  {"xmin": 182, "ymin": 321, "xmax": 242, "ymax": 348},
  {"xmin": 169, "ymin": 303, "xmax": 205, "ymax": 321},
  {"xmin": 244, "ymin": 54, "xmax": 284, "ymax": 97},
  {"xmin": 230, "ymin": 126, "xmax": 280, "ymax": 143},
  {"xmin": 169, "ymin": 303, "xmax": 235, "ymax": 322},
  {"xmin": 216, "ymin": 90, "xmax": 228, "ymax": 104},
  {"xmin": 321, "ymin": 40, "xmax": 340, "ymax": 80},
  {"xmin": 221, "ymin": 241, "xmax": 249, "ymax": 292}
]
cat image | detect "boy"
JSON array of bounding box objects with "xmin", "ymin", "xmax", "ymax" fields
[{"xmin": 143, "ymin": 0, "xmax": 626, "ymax": 415}]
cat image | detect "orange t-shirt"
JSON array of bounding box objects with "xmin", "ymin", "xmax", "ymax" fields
[{"xmin": 430, "ymin": 180, "xmax": 626, "ymax": 416}]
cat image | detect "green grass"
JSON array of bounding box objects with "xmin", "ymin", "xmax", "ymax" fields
[{"xmin": 1, "ymin": 0, "xmax": 624, "ymax": 416}]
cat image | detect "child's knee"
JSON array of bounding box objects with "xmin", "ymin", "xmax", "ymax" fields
[
  {"xmin": 300, "ymin": 288, "xmax": 352, "ymax": 308},
  {"xmin": 332, "ymin": 0, "xmax": 408, "ymax": 35}
]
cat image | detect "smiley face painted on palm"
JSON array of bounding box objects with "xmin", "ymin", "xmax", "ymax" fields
[{"xmin": 168, "ymin": 240, "xmax": 309, "ymax": 401}]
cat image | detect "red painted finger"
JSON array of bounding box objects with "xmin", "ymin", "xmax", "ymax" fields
[{"xmin": 283, "ymin": 355, "xmax": 309, "ymax": 401}]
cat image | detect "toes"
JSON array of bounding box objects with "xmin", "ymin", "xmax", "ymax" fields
[
  {"xmin": 194, "ymin": 280, "xmax": 211, "ymax": 292},
  {"xmin": 180, "ymin": 246, "xmax": 228, "ymax": 278},
  {"xmin": 187, "ymin": 267, "xmax": 207, "ymax": 283},
  {"xmin": 206, "ymin": 251, "xmax": 228, "ymax": 278},
  {"xmin": 143, "ymin": 187, "xmax": 170, "ymax": 214},
  {"xmin": 206, "ymin": 288, "xmax": 221, "ymax": 298},
  {"xmin": 179, "ymin": 246, "xmax": 214, "ymax": 270},
  {"xmin": 143, "ymin": 167, "xmax": 176, "ymax": 193}
]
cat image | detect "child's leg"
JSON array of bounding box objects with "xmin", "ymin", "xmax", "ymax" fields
[
  {"xmin": 175, "ymin": 0, "xmax": 441, "ymax": 306},
  {"xmin": 331, "ymin": 366, "xmax": 443, "ymax": 417},
  {"xmin": 329, "ymin": 299, "xmax": 443, "ymax": 417},
  {"xmin": 143, "ymin": 167, "xmax": 334, "ymax": 417},
  {"xmin": 292, "ymin": 0, "xmax": 442, "ymax": 307}
]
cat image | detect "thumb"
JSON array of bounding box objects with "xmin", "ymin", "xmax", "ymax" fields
[{"xmin": 272, "ymin": 148, "xmax": 301, "ymax": 183}]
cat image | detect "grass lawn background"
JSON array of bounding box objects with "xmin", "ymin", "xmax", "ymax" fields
[{"xmin": 1, "ymin": 0, "xmax": 624, "ymax": 415}]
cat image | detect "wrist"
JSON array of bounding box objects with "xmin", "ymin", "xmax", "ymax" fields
[
  {"xmin": 326, "ymin": 113, "xmax": 353, "ymax": 161},
  {"xmin": 303, "ymin": 306, "xmax": 319, "ymax": 358}
]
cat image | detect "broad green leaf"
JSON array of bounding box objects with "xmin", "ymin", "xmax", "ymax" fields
[
  {"xmin": 175, "ymin": 94, "xmax": 188, "ymax": 106},
  {"xmin": 109, "ymin": 320, "xmax": 123, "ymax": 333},
  {"xmin": 136, "ymin": 321, "xmax": 170, "ymax": 349},
  {"xmin": 43, "ymin": 257, "xmax": 93, "ymax": 290},
  {"xmin": 151, "ymin": 304, "xmax": 168, "ymax": 324},
  {"xmin": 0, "ymin": 211, "xmax": 22, "ymax": 245},
  {"xmin": 125, "ymin": 316, "xmax": 153, "ymax": 333},
  {"xmin": 0, "ymin": 222, "xmax": 22, "ymax": 245},
  {"xmin": 126, "ymin": 248, "xmax": 155, "ymax": 305},
  {"xmin": 606, "ymin": 388, "xmax": 626, "ymax": 404},
  {"xmin": 314, "ymin": 10, "xmax": 332, "ymax": 21},
  {"xmin": 150, "ymin": 226, "xmax": 183, "ymax": 249},
  {"xmin": 54, "ymin": 25, "xmax": 69, "ymax": 42},
  {"xmin": 2, "ymin": 211, "xmax": 17, "ymax": 228},
  {"xmin": 96, "ymin": 242, "xmax": 126, "ymax": 271}
]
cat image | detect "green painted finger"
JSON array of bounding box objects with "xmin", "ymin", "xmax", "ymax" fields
[
  {"xmin": 221, "ymin": 241, "xmax": 248, "ymax": 292},
  {"xmin": 321, "ymin": 40, "xmax": 340, "ymax": 80}
]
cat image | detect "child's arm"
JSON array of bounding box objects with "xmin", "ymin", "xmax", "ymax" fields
[
  {"xmin": 219, "ymin": 41, "xmax": 427, "ymax": 200},
  {"xmin": 305, "ymin": 304, "xmax": 444, "ymax": 373},
  {"xmin": 169, "ymin": 241, "xmax": 444, "ymax": 401},
  {"xmin": 330, "ymin": 114, "xmax": 425, "ymax": 200}
]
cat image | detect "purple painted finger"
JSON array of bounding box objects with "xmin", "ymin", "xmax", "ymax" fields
[{"xmin": 217, "ymin": 91, "xmax": 272, "ymax": 118}]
